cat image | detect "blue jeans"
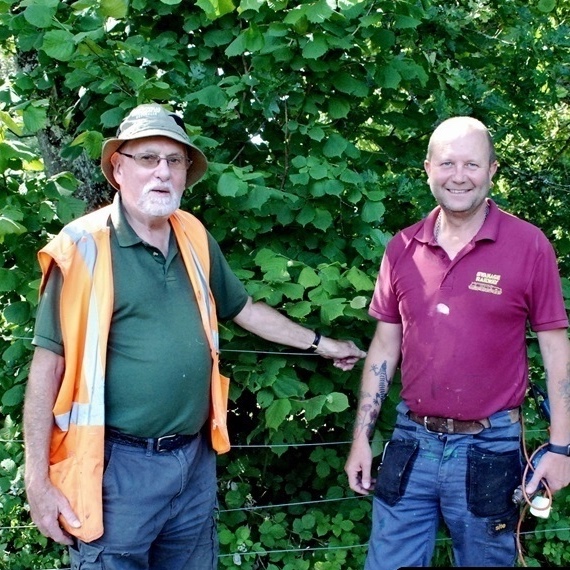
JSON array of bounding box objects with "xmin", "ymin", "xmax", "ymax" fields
[
  {"xmin": 69, "ymin": 432, "xmax": 218, "ymax": 570},
  {"xmin": 365, "ymin": 402, "xmax": 522, "ymax": 569}
]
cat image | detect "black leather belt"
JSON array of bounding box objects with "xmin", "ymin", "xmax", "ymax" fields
[
  {"xmin": 407, "ymin": 412, "xmax": 491, "ymax": 435},
  {"xmin": 106, "ymin": 428, "xmax": 198, "ymax": 452}
]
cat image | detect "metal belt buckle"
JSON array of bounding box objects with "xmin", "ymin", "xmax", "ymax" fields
[
  {"xmin": 423, "ymin": 416, "xmax": 444, "ymax": 434},
  {"xmin": 156, "ymin": 434, "xmax": 177, "ymax": 452}
]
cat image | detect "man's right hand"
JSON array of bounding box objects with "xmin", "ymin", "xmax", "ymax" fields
[
  {"xmin": 26, "ymin": 478, "xmax": 81, "ymax": 545},
  {"xmin": 345, "ymin": 438, "xmax": 375, "ymax": 495}
]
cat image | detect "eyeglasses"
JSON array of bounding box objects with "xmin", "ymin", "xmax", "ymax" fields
[{"xmin": 117, "ymin": 151, "xmax": 192, "ymax": 171}]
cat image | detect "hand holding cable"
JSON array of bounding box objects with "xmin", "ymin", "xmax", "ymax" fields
[{"xmin": 525, "ymin": 446, "xmax": 570, "ymax": 496}]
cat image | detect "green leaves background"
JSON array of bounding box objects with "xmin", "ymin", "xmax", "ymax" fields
[{"xmin": 0, "ymin": 0, "xmax": 569, "ymax": 567}]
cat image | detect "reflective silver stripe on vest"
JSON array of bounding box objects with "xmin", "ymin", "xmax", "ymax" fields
[
  {"xmin": 66, "ymin": 224, "xmax": 98, "ymax": 273},
  {"xmin": 189, "ymin": 243, "xmax": 219, "ymax": 352},
  {"xmin": 54, "ymin": 227, "xmax": 106, "ymax": 431}
]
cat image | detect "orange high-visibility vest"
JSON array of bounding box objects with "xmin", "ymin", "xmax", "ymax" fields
[{"xmin": 37, "ymin": 200, "xmax": 231, "ymax": 542}]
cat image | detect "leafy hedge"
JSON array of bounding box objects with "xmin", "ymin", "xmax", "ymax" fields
[{"xmin": 1, "ymin": 0, "xmax": 570, "ymax": 568}]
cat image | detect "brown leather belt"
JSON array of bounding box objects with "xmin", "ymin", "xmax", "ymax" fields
[
  {"xmin": 407, "ymin": 408, "xmax": 520, "ymax": 435},
  {"xmin": 408, "ymin": 413, "xmax": 488, "ymax": 434}
]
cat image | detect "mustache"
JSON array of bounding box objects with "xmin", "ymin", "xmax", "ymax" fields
[{"xmin": 141, "ymin": 181, "xmax": 176, "ymax": 196}]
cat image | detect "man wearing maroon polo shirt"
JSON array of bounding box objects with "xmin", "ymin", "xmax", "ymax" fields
[{"xmin": 345, "ymin": 116, "xmax": 570, "ymax": 568}]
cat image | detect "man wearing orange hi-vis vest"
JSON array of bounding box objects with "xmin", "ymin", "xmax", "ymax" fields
[{"xmin": 23, "ymin": 103, "xmax": 367, "ymax": 570}]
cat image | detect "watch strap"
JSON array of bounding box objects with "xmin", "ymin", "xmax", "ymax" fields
[
  {"xmin": 307, "ymin": 331, "xmax": 321, "ymax": 353},
  {"xmin": 547, "ymin": 443, "xmax": 570, "ymax": 456}
]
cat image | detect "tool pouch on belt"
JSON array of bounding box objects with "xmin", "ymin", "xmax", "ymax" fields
[{"xmin": 374, "ymin": 439, "xmax": 420, "ymax": 506}]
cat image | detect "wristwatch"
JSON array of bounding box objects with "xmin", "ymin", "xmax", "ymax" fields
[
  {"xmin": 547, "ymin": 443, "xmax": 570, "ymax": 456},
  {"xmin": 307, "ymin": 331, "xmax": 322, "ymax": 353}
]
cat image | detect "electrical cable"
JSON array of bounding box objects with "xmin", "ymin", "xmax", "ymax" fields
[{"xmin": 515, "ymin": 413, "xmax": 554, "ymax": 567}]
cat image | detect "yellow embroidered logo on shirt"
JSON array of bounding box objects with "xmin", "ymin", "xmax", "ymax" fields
[{"xmin": 468, "ymin": 271, "xmax": 502, "ymax": 295}]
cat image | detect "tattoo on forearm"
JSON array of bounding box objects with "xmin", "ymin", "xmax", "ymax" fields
[
  {"xmin": 353, "ymin": 360, "xmax": 392, "ymax": 440},
  {"xmin": 371, "ymin": 361, "xmax": 391, "ymax": 405}
]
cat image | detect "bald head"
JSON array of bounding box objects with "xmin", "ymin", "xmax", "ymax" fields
[{"xmin": 427, "ymin": 117, "xmax": 496, "ymax": 165}]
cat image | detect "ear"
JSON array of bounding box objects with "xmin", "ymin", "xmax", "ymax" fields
[
  {"xmin": 110, "ymin": 152, "xmax": 120, "ymax": 169},
  {"xmin": 488, "ymin": 160, "xmax": 498, "ymax": 180},
  {"xmin": 110, "ymin": 152, "xmax": 123, "ymax": 184},
  {"xmin": 424, "ymin": 159, "xmax": 431, "ymax": 177}
]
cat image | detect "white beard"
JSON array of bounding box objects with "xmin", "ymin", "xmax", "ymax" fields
[{"xmin": 137, "ymin": 181, "xmax": 182, "ymax": 217}]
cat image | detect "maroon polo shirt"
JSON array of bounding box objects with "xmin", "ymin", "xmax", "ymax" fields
[{"xmin": 370, "ymin": 199, "xmax": 568, "ymax": 420}]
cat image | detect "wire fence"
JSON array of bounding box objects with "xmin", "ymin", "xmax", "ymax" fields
[
  {"xmin": 1, "ymin": 343, "xmax": 561, "ymax": 567},
  {"xmin": 5, "ymin": 524, "xmax": 570, "ymax": 570},
  {"xmin": 2, "ymin": 428, "xmax": 567, "ymax": 570}
]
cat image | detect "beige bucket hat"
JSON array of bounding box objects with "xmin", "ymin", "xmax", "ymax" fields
[{"xmin": 101, "ymin": 104, "xmax": 208, "ymax": 190}]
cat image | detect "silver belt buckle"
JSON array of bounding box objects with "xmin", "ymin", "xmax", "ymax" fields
[
  {"xmin": 156, "ymin": 434, "xmax": 177, "ymax": 452},
  {"xmin": 423, "ymin": 416, "xmax": 441, "ymax": 434}
]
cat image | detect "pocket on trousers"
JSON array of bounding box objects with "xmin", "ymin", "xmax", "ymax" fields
[
  {"xmin": 467, "ymin": 445, "xmax": 521, "ymax": 517},
  {"xmin": 69, "ymin": 541, "xmax": 105, "ymax": 569},
  {"xmin": 374, "ymin": 439, "xmax": 419, "ymax": 506},
  {"xmin": 102, "ymin": 440, "xmax": 116, "ymax": 480}
]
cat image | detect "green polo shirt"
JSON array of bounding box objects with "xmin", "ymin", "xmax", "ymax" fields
[{"xmin": 33, "ymin": 199, "xmax": 248, "ymax": 437}]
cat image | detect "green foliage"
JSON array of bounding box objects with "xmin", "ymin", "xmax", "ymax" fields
[
  {"xmin": 0, "ymin": 423, "xmax": 68, "ymax": 570},
  {"xmin": 0, "ymin": 108, "xmax": 82, "ymax": 570},
  {"xmin": 0, "ymin": 0, "xmax": 569, "ymax": 567}
]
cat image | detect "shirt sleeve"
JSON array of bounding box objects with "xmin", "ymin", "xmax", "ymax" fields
[
  {"xmin": 527, "ymin": 234, "xmax": 569, "ymax": 331},
  {"xmin": 207, "ymin": 232, "xmax": 249, "ymax": 320},
  {"xmin": 368, "ymin": 245, "xmax": 402, "ymax": 324},
  {"xmin": 32, "ymin": 265, "xmax": 64, "ymax": 355}
]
